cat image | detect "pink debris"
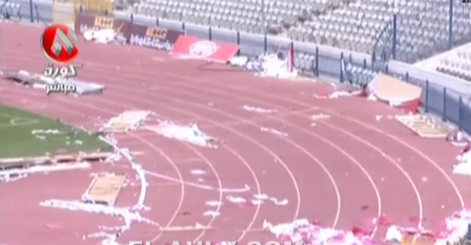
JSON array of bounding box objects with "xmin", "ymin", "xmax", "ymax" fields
[
  {"xmin": 360, "ymin": 205, "xmax": 369, "ymax": 210},
  {"xmin": 311, "ymin": 220, "xmax": 321, "ymax": 226},
  {"xmin": 377, "ymin": 215, "xmax": 392, "ymax": 226},
  {"xmin": 352, "ymin": 227, "xmax": 368, "ymax": 237}
]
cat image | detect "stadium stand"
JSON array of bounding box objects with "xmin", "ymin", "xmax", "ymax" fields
[
  {"xmin": 1, "ymin": 1, "xmax": 21, "ymax": 20},
  {"xmin": 436, "ymin": 43, "xmax": 471, "ymax": 82},
  {"xmin": 132, "ymin": 0, "xmax": 471, "ymax": 63}
]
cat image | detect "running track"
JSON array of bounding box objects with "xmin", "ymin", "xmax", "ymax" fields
[{"xmin": 0, "ymin": 23, "xmax": 470, "ymax": 245}]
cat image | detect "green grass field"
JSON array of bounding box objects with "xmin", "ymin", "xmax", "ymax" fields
[{"xmin": 0, "ymin": 105, "xmax": 108, "ymax": 159}]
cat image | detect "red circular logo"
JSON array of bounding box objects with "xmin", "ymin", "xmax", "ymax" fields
[{"xmin": 41, "ymin": 24, "xmax": 79, "ymax": 63}]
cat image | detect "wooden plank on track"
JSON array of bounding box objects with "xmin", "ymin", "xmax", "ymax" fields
[{"xmin": 83, "ymin": 173, "xmax": 126, "ymax": 205}]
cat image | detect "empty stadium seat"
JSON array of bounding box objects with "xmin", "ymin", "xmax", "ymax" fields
[
  {"xmin": 436, "ymin": 43, "xmax": 471, "ymax": 82},
  {"xmin": 133, "ymin": 0, "xmax": 471, "ymax": 62}
]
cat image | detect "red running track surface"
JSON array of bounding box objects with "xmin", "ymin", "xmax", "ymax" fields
[{"xmin": 0, "ymin": 23, "xmax": 470, "ymax": 245}]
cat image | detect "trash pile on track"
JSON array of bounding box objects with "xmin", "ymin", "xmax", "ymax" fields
[{"xmin": 264, "ymin": 209, "xmax": 471, "ymax": 245}]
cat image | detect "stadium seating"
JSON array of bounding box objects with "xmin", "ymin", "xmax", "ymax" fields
[
  {"xmin": 133, "ymin": 0, "xmax": 470, "ymax": 63},
  {"xmin": 1, "ymin": 1, "xmax": 22, "ymax": 20},
  {"xmin": 436, "ymin": 43, "xmax": 471, "ymax": 82}
]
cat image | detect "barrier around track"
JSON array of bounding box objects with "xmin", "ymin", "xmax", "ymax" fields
[{"xmin": 3, "ymin": 5, "xmax": 471, "ymax": 135}]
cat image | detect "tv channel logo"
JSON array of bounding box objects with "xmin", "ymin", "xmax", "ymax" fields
[{"xmin": 40, "ymin": 24, "xmax": 79, "ymax": 63}]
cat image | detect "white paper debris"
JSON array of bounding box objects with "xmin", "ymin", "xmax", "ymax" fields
[
  {"xmin": 203, "ymin": 210, "xmax": 221, "ymax": 217},
  {"xmin": 144, "ymin": 170, "xmax": 250, "ymax": 193},
  {"xmin": 270, "ymin": 197, "xmax": 289, "ymax": 206},
  {"xmin": 385, "ymin": 225, "xmax": 402, "ymax": 243},
  {"xmin": 35, "ymin": 135, "xmax": 46, "ymax": 140},
  {"xmin": 226, "ymin": 195, "xmax": 247, "ymax": 204},
  {"xmin": 311, "ymin": 113, "xmax": 330, "ymax": 120},
  {"xmin": 263, "ymin": 218, "xmax": 368, "ymax": 245},
  {"xmin": 101, "ymin": 110, "xmax": 151, "ymax": 132},
  {"xmin": 40, "ymin": 199, "xmax": 158, "ymax": 227},
  {"xmin": 454, "ymin": 151, "xmax": 471, "ymax": 178},
  {"xmin": 251, "ymin": 199, "xmax": 264, "ymax": 205},
  {"xmin": 242, "ymin": 105, "xmax": 277, "ymax": 114},
  {"xmin": 146, "ymin": 121, "xmax": 218, "ymax": 148},
  {"xmin": 387, "ymin": 209, "xmax": 471, "ymax": 245},
  {"xmin": 260, "ymin": 127, "xmax": 288, "ymax": 137},
  {"xmin": 328, "ymin": 90, "xmax": 362, "ymax": 99},
  {"xmin": 313, "ymin": 90, "xmax": 362, "ymax": 99},
  {"xmin": 253, "ymin": 193, "xmax": 269, "ymax": 200},
  {"xmin": 205, "ymin": 201, "xmax": 223, "ymax": 207},
  {"xmin": 190, "ymin": 169, "xmax": 207, "ymax": 175},
  {"xmin": 31, "ymin": 129, "xmax": 62, "ymax": 135}
]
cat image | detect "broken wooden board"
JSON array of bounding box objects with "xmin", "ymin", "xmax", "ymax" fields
[
  {"xmin": 396, "ymin": 114, "xmax": 449, "ymax": 138},
  {"xmin": 101, "ymin": 110, "xmax": 151, "ymax": 132},
  {"xmin": 401, "ymin": 233, "xmax": 435, "ymax": 245},
  {"xmin": 82, "ymin": 173, "xmax": 126, "ymax": 205},
  {"xmin": 0, "ymin": 152, "xmax": 114, "ymax": 170}
]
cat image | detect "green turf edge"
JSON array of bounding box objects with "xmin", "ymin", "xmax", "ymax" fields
[{"xmin": 0, "ymin": 104, "xmax": 108, "ymax": 159}]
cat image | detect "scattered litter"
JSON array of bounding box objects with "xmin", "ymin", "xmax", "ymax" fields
[
  {"xmin": 447, "ymin": 130, "xmax": 470, "ymax": 147},
  {"xmin": 251, "ymin": 199, "xmax": 264, "ymax": 205},
  {"xmin": 311, "ymin": 123, "xmax": 317, "ymax": 127},
  {"xmin": 453, "ymin": 150, "xmax": 471, "ymax": 178},
  {"xmin": 40, "ymin": 199, "xmax": 158, "ymax": 230},
  {"xmin": 313, "ymin": 90, "xmax": 362, "ymax": 99},
  {"xmin": 146, "ymin": 121, "xmax": 218, "ymax": 148},
  {"xmin": 387, "ymin": 209, "xmax": 471, "ymax": 245},
  {"xmin": 203, "ymin": 210, "xmax": 221, "ymax": 217},
  {"xmin": 31, "ymin": 129, "xmax": 62, "ymax": 135},
  {"xmin": 93, "ymin": 136, "xmax": 150, "ymax": 244},
  {"xmin": 329, "ymin": 90, "xmax": 362, "ymax": 98},
  {"xmin": 144, "ymin": 170, "xmax": 250, "ymax": 193},
  {"xmin": 253, "ymin": 193, "xmax": 269, "ymax": 200},
  {"xmin": 260, "ymin": 127, "xmax": 288, "ymax": 137},
  {"xmin": 311, "ymin": 113, "xmax": 330, "ymax": 120},
  {"xmin": 375, "ymin": 115, "xmax": 395, "ymax": 121},
  {"xmin": 205, "ymin": 201, "xmax": 223, "ymax": 207},
  {"xmin": 385, "ymin": 225, "xmax": 403, "ymax": 243},
  {"xmin": 233, "ymin": 52, "xmax": 297, "ymax": 79},
  {"xmin": 421, "ymin": 176, "xmax": 428, "ymax": 182},
  {"xmin": 242, "ymin": 105, "xmax": 277, "ymax": 114},
  {"xmin": 226, "ymin": 195, "xmax": 247, "ymax": 204},
  {"xmin": 159, "ymin": 223, "xmax": 214, "ymax": 231},
  {"xmin": 74, "ymin": 140, "xmax": 83, "ymax": 145},
  {"xmin": 263, "ymin": 218, "xmax": 369, "ymax": 245},
  {"xmin": 35, "ymin": 135, "xmax": 46, "ymax": 140},
  {"xmin": 0, "ymin": 162, "xmax": 91, "ymax": 182},
  {"xmin": 190, "ymin": 169, "xmax": 207, "ymax": 175},
  {"xmin": 269, "ymin": 197, "xmax": 289, "ymax": 206},
  {"xmin": 101, "ymin": 110, "xmax": 151, "ymax": 132},
  {"xmin": 396, "ymin": 115, "xmax": 449, "ymax": 138},
  {"xmin": 83, "ymin": 29, "xmax": 127, "ymax": 45}
]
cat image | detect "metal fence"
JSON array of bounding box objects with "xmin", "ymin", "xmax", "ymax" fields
[
  {"xmin": 2, "ymin": 2, "xmax": 471, "ymax": 135},
  {"xmin": 374, "ymin": 0, "xmax": 471, "ymax": 63}
]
